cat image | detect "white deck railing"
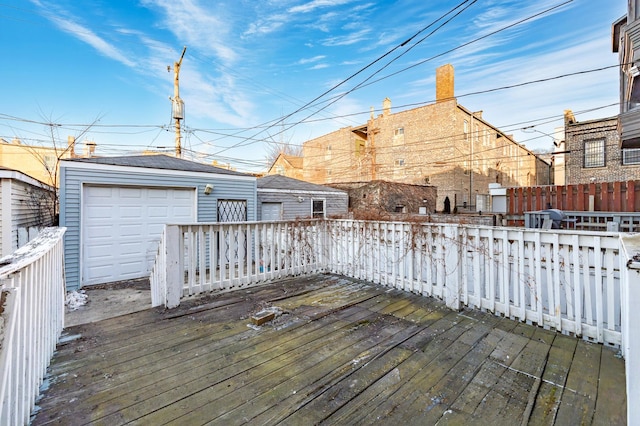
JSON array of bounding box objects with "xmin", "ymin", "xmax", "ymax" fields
[
  {"xmin": 325, "ymin": 221, "xmax": 623, "ymax": 346},
  {"xmin": 151, "ymin": 221, "xmax": 324, "ymax": 308},
  {"xmin": 151, "ymin": 220, "xmax": 623, "ymax": 346},
  {"xmin": 151, "ymin": 219, "xmax": 635, "ymax": 423},
  {"xmin": 0, "ymin": 227, "xmax": 66, "ymax": 426},
  {"xmin": 620, "ymin": 233, "xmax": 640, "ymax": 424}
]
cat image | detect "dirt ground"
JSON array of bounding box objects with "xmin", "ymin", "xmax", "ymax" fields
[{"xmin": 65, "ymin": 278, "xmax": 152, "ymax": 328}]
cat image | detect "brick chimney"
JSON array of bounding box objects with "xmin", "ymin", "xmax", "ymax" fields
[
  {"xmin": 84, "ymin": 141, "xmax": 96, "ymax": 157},
  {"xmin": 383, "ymin": 97, "xmax": 391, "ymax": 116},
  {"xmin": 564, "ymin": 109, "xmax": 576, "ymax": 126},
  {"xmin": 67, "ymin": 135, "xmax": 76, "ymax": 158},
  {"xmin": 436, "ymin": 63, "xmax": 455, "ymax": 102}
]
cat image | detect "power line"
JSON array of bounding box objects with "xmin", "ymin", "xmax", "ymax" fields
[{"xmin": 213, "ymin": 0, "xmax": 478, "ymax": 156}]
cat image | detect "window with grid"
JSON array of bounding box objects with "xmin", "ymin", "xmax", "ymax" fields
[
  {"xmin": 583, "ymin": 139, "xmax": 605, "ymax": 168},
  {"xmin": 623, "ymin": 148, "xmax": 640, "ymax": 165},
  {"xmin": 312, "ymin": 199, "xmax": 325, "ymax": 218}
]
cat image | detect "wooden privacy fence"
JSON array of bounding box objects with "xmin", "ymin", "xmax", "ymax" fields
[
  {"xmin": 508, "ymin": 180, "xmax": 640, "ymax": 215},
  {"xmin": 0, "ymin": 227, "xmax": 66, "ymax": 426}
]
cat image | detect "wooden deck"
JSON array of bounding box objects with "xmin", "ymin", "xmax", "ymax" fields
[{"xmin": 32, "ymin": 274, "xmax": 626, "ymax": 425}]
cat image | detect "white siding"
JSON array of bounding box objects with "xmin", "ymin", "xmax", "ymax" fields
[{"xmin": 0, "ymin": 175, "xmax": 55, "ymax": 257}]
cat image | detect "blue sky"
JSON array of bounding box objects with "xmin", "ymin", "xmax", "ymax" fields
[{"xmin": 0, "ymin": 0, "xmax": 626, "ymax": 172}]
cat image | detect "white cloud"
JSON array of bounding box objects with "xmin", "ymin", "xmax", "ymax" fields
[
  {"xmin": 322, "ymin": 28, "xmax": 371, "ymax": 46},
  {"xmin": 30, "ymin": 1, "xmax": 136, "ymax": 68},
  {"xmin": 140, "ymin": 0, "xmax": 238, "ymax": 63},
  {"xmin": 298, "ymin": 55, "xmax": 326, "ymax": 65},
  {"xmin": 288, "ymin": 0, "xmax": 354, "ymax": 14}
]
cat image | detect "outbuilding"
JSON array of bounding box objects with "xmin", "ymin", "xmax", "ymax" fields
[
  {"xmin": 60, "ymin": 155, "xmax": 256, "ymax": 290},
  {"xmin": 0, "ymin": 168, "xmax": 55, "ymax": 257},
  {"xmin": 257, "ymin": 174, "xmax": 347, "ymax": 220}
]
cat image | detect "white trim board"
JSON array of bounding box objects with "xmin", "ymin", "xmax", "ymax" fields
[{"xmin": 61, "ymin": 161, "xmax": 256, "ymax": 182}]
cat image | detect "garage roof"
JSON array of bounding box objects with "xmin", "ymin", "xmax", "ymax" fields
[
  {"xmin": 258, "ymin": 174, "xmax": 346, "ymax": 193},
  {"xmin": 64, "ymin": 154, "xmax": 250, "ymax": 176}
]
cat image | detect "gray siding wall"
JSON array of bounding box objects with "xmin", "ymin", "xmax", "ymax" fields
[
  {"xmin": 0, "ymin": 178, "xmax": 54, "ymax": 257},
  {"xmin": 257, "ymin": 190, "xmax": 348, "ymax": 220},
  {"xmin": 60, "ymin": 165, "xmax": 256, "ymax": 290}
]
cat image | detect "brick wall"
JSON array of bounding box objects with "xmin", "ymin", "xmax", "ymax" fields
[
  {"xmin": 565, "ymin": 116, "xmax": 640, "ymax": 183},
  {"xmin": 293, "ymin": 65, "xmax": 550, "ymax": 213}
]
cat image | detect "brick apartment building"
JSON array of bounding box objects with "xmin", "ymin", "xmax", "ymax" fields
[
  {"xmin": 271, "ymin": 64, "xmax": 550, "ymax": 211},
  {"xmin": 563, "ymin": 110, "xmax": 640, "ymax": 184}
]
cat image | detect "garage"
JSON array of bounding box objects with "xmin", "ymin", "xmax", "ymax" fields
[
  {"xmin": 60, "ymin": 155, "xmax": 257, "ymax": 290},
  {"xmin": 82, "ymin": 185, "xmax": 195, "ymax": 285}
]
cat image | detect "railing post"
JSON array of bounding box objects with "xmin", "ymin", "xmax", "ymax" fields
[
  {"xmin": 620, "ymin": 233, "xmax": 640, "ymax": 425},
  {"xmin": 443, "ymin": 224, "xmax": 462, "ymax": 310},
  {"xmin": 165, "ymin": 225, "xmax": 182, "ymax": 308}
]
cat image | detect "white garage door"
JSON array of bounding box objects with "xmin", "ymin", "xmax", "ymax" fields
[{"xmin": 82, "ymin": 185, "xmax": 195, "ymax": 286}]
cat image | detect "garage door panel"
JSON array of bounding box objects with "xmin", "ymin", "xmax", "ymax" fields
[
  {"xmin": 147, "ymin": 188, "xmax": 169, "ymax": 198},
  {"xmin": 85, "ymin": 205, "xmax": 114, "ymax": 219},
  {"xmin": 119, "ymin": 240, "xmax": 144, "ymax": 253},
  {"xmin": 86, "ymin": 187, "xmax": 113, "ymax": 198},
  {"xmin": 172, "ymin": 205, "xmax": 194, "ymax": 218},
  {"xmin": 85, "ymin": 224, "xmax": 114, "ymax": 238},
  {"xmin": 119, "ymin": 224, "xmax": 144, "ymax": 237},
  {"xmin": 120, "ymin": 187, "xmax": 143, "ymax": 198},
  {"xmin": 82, "ymin": 185, "xmax": 195, "ymax": 286},
  {"xmin": 120, "ymin": 206, "xmax": 143, "ymax": 219},
  {"xmin": 148, "ymin": 206, "xmax": 169, "ymax": 218},
  {"xmin": 172, "ymin": 190, "xmax": 192, "ymax": 200}
]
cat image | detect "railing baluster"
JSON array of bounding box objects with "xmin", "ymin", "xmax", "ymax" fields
[{"xmin": 0, "ymin": 227, "xmax": 66, "ymax": 425}]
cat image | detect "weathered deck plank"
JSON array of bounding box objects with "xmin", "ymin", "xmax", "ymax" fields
[{"xmin": 31, "ymin": 274, "xmax": 626, "ymax": 425}]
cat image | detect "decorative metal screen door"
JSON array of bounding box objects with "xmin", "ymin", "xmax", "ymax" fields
[{"xmin": 217, "ymin": 200, "xmax": 248, "ymax": 263}]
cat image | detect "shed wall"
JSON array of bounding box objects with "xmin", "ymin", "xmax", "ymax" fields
[
  {"xmin": 257, "ymin": 191, "xmax": 348, "ymax": 220},
  {"xmin": 0, "ymin": 177, "xmax": 54, "ymax": 257}
]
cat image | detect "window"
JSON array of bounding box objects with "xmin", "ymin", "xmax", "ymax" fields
[
  {"xmin": 623, "ymin": 148, "xmax": 640, "ymax": 165},
  {"xmin": 584, "ymin": 139, "xmax": 605, "ymax": 168},
  {"xmin": 312, "ymin": 199, "xmax": 325, "ymax": 218},
  {"xmin": 355, "ymin": 140, "xmax": 365, "ymax": 156},
  {"xmin": 464, "ymin": 120, "xmax": 469, "ymax": 134},
  {"xmin": 275, "ymin": 165, "xmax": 284, "ymax": 175},
  {"xmin": 44, "ymin": 155, "xmax": 56, "ymax": 172},
  {"xmin": 325, "ymin": 145, "xmax": 332, "ymax": 160},
  {"xmin": 394, "ymin": 158, "xmax": 405, "ymax": 166},
  {"xmin": 394, "ymin": 127, "xmax": 404, "ymax": 136}
]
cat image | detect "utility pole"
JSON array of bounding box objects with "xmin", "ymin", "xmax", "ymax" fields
[{"xmin": 169, "ymin": 46, "xmax": 187, "ymax": 158}]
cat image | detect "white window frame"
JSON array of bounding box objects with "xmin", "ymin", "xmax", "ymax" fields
[{"xmin": 312, "ymin": 198, "xmax": 326, "ymax": 218}]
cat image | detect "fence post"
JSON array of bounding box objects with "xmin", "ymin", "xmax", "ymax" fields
[
  {"xmin": 165, "ymin": 225, "xmax": 182, "ymax": 308},
  {"xmin": 443, "ymin": 224, "xmax": 462, "ymax": 310},
  {"xmin": 620, "ymin": 233, "xmax": 640, "ymax": 425}
]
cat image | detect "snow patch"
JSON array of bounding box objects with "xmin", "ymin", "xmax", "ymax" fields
[{"xmin": 65, "ymin": 290, "xmax": 88, "ymax": 310}]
